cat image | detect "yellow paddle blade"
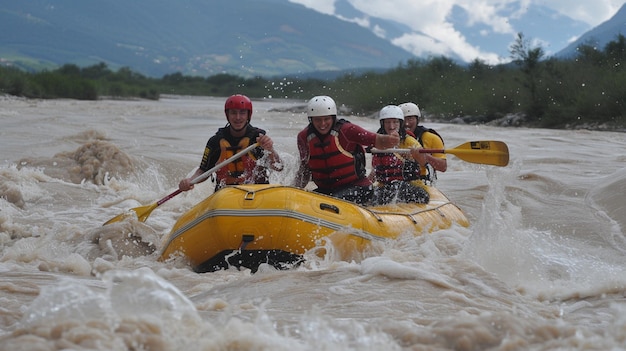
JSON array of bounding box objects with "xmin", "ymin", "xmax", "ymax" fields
[
  {"xmin": 103, "ymin": 202, "xmax": 158, "ymax": 225},
  {"xmin": 136, "ymin": 203, "xmax": 159, "ymax": 222},
  {"xmin": 102, "ymin": 212, "xmax": 133, "ymax": 225},
  {"xmin": 102, "ymin": 143, "xmax": 260, "ymax": 226},
  {"xmin": 445, "ymin": 141, "xmax": 509, "ymax": 166}
]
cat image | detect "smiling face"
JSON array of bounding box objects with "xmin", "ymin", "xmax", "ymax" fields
[
  {"xmin": 310, "ymin": 115, "xmax": 334, "ymax": 135},
  {"xmin": 227, "ymin": 109, "xmax": 250, "ymax": 132},
  {"xmin": 404, "ymin": 115, "xmax": 418, "ymax": 132},
  {"xmin": 383, "ymin": 118, "xmax": 402, "ymax": 134}
]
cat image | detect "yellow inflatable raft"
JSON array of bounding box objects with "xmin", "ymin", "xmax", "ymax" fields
[{"xmin": 159, "ymin": 184, "xmax": 469, "ymax": 272}]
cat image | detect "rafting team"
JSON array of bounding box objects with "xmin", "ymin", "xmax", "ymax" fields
[{"xmin": 178, "ymin": 94, "xmax": 446, "ymax": 206}]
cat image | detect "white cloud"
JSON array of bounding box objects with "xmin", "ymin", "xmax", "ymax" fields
[
  {"xmin": 409, "ymin": 21, "xmax": 503, "ymax": 63},
  {"xmin": 372, "ymin": 24, "xmax": 387, "ymax": 38},
  {"xmin": 349, "ymin": 0, "xmax": 452, "ymax": 32},
  {"xmin": 536, "ymin": 0, "xmax": 625, "ymax": 26},
  {"xmin": 290, "ymin": 0, "xmax": 336, "ymax": 14},
  {"xmin": 335, "ymin": 13, "xmax": 370, "ymax": 28},
  {"xmin": 318, "ymin": 0, "xmax": 518, "ymax": 63},
  {"xmin": 392, "ymin": 33, "xmax": 453, "ymax": 58},
  {"xmin": 455, "ymin": 1, "xmax": 517, "ymax": 33}
]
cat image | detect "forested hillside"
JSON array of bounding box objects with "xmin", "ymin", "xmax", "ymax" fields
[{"xmin": 1, "ymin": 34, "xmax": 624, "ymax": 131}]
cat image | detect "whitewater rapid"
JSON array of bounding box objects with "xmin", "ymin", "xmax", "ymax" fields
[{"xmin": 1, "ymin": 95, "xmax": 625, "ymax": 350}]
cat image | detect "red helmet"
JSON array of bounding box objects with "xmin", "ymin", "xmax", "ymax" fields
[{"xmin": 224, "ymin": 94, "xmax": 253, "ymax": 120}]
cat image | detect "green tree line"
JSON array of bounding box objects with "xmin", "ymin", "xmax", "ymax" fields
[{"xmin": 1, "ymin": 33, "xmax": 624, "ymax": 130}]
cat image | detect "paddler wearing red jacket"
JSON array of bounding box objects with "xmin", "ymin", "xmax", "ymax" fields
[
  {"xmin": 294, "ymin": 95, "xmax": 399, "ymax": 205},
  {"xmin": 370, "ymin": 105, "xmax": 430, "ymax": 205}
]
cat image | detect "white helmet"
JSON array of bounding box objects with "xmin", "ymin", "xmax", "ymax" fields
[
  {"xmin": 378, "ymin": 105, "xmax": 404, "ymax": 121},
  {"xmin": 307, "ymin": 95, "xmax": 337, "ymax": 117},
  {"xmin": 399, "ymin": 102, "xmax": 421, "ymax": 118}
]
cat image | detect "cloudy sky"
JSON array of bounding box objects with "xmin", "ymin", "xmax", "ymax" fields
[{"xmin": 289, "ymin": 0, "xmax": 625, "ymax": 64}]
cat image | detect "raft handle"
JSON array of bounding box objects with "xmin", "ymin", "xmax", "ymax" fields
[
  {"xmin": 239, "ymin": 234, "xmax": 255, "ymax": 251},
  {"xmin": 320, "ymin": 203, "xmax": 340, "ymax": 214}
]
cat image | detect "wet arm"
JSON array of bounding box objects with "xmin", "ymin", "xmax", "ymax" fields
[
  {"xmin": 179, "ymin": 167, "xmax": 207, "ymax": 191},
  {"xmin": 257, "ymin": 134, "xmax": 283, "ymax": 171},
  {"xmin": 293, "ymin": 135, "xmax": 311, "ymax": 188},
  {"xmin": 425, "ymin": 154, "xmax": 447, "ymax": 172}
]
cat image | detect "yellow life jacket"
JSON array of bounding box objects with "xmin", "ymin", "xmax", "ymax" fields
[{"xmin": 215, "ymin": 137, "xmax": 267, "ymax": 186}]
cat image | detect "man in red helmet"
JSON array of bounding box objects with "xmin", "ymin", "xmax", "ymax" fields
[{"xmin": 179, "ymin": 94, "xmax": 282, "ymax": 192}]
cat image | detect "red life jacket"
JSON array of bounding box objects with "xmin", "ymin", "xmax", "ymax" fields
[
  {"xmin": 215, "ymin": 137, "xmax": 266, "ymax": 186},
  {"xmin": 372, "ymin": 153, "xmax": 406, "ymax": 183},
  {"xmin": 306, "ymin": 120, "xmax": 366, "ymax": 189}
]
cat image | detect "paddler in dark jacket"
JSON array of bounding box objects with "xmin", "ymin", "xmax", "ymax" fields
[{"xmin": 179, "ymin": 94, "xmax": 282, "ymax": 192}]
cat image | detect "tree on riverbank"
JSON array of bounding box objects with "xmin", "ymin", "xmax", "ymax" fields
[
  {"xmin": 1, "ymin": 34, "xmax": 624, "ymax": 130},
  {"xmin": 510, "ymin": 32, "xmax": 545, "ymax": 123}
]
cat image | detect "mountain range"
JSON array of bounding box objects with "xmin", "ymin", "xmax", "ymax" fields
[
  {"xmin": 327, "ymin": 0, "xmax": 592, "ymax": 61},
  {"xmin": 555, "ymin": 4, "xmax": 626, "ymax": 58},
  {"xmin": 1, "ymin": 1, "xmax": 625, "ymax": 78},
  {"xmin": 0, "ymin": 0, "xmax": 414, "ymax": 78}
]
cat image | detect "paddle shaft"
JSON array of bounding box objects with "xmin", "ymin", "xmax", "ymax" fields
[
  {"xmin": 156, "ymin": 142, "xmax": 259, "ymax": 206},
  {"xmin": 103, "ymin": 143, "xmax": 260, "ymax": 225},
  {"xmin": 371, "ymin": 140, "xmax": 509, "ymax": 166},
  {"xmin": 371, "ymin": 148, "xmax": 442, "ymax": 154}
]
